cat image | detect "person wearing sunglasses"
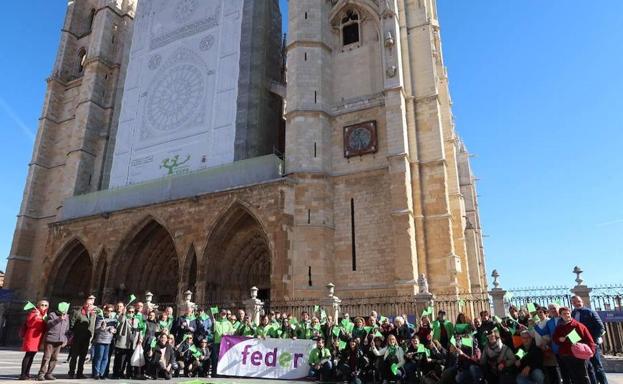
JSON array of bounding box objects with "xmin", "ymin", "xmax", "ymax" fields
[
  {"xmin": 112, "ymin": 305, "xmax": 138, "ymax": 379},
  {"xmin": 19, "ymin": 300, "xmax": 49, "ymax": 380}
]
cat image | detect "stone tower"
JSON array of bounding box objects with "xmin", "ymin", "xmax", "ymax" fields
[
  {"xmin": 5, "ymin": 0, "xmax": 137, "ymax": 295},
  {"xmin": 285, "ymin": 0, "xmax": 487, "ymax": 295}
]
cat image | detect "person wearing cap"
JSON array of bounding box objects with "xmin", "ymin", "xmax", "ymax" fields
[
  {"xmin": 553, "ymin": 307, "xmax": 595, "ymax": 384},
  {"xmin": 211, "ymin": 309, "xmax": 235, "ymax": 376},
  {"xmin": 36, "ymin": 301, "xmax": 69, "ymax": 381},
  {"xmin": 68, "ymin": 295, "xmax": 96, "ymax": 379},
  {"xmin": 432, "ymin": 310, "xmax": 454, "ymax": 349},
  {"xmin": 19, "ymin": 300, "xmax": 49, "ymax": 380}
]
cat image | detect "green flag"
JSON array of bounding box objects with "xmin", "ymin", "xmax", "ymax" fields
[
  {"xmin": 379, "ymin": 315, "xmax": 388, "ymax": 324},
  {"xmin": 58, "ymin": 302, "xmax": 70, "ymax": 314},
  {"xmin": 23, "ymin": 301, "xmax": 36, "ymax": 311},
  {"xmin": 455, "ymin": 323, "xmax": 469, "ymax": 334},
  {"xmin": 150, "ymin": 338, "xmax": 157, "ymax": 348},
  {"xmin": 567, "ymin": 329, "xmax": 582, "ymax": 344},
  {"xmin": 338, "ymin": 340, "xmax": 347, "ymax": 350},
  {"xmin": 210, "ymin": 306, "xmax": 219, "ymax": 315},
  {"xmin": 364, "ymin": 326, "xmax": 373, "ymax": 333},
  {"xmin": 127, "ymin": 294, "xmax": 136, "ymax": 305},
  {"xmin": 374, "ymin": 331, "xmax": 383, "ymax": 338},
  {"xmin": 314, "ymin": 305, "xmax": 320, "ymax": 313},
  {"xmin": 515, "ymin": 348, "xmax": 526, "ymax": 359},
  {"xmin": 320, "ymin": 309, "xmax": 327, "ymax": 320},
  {"xmin": 494, "ymin": 315, "xmax": 503, "ymax": 324},
  {"xmin": 332, "ymin": 326, "xmax": 341, "ymax": 337},
  {"xmin": 458, "ymin": 299, "xmax": 465, "ymax": 309},
  {"xmin": 290, "ymin": 317, "xmax": 299, "ymax": 325},
  {"xmin": 461, "ymin": 337, "xmax": 473, "ymax": 348},
  {"xmin": 390, "ymin": 363, "xmax": 399, "ymax": 375},
  {"xmin": 416, "ymin": 344, "xmax": 430, "ymax": 357},
  {"xmin": 421, "ymin": 306, "xmax": 433, "ymax": 317},
  {"xmin": 527, "ymin": 303, "xmax": 537, "ymax": 313}
]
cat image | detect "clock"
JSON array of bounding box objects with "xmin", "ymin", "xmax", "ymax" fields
[{"xmin": 344, "ymin": 121, "xmax": 378, "ymax": 158}]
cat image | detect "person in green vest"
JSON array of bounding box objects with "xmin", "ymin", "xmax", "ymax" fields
[
  {"xmin": 211, "ymin": 309, "xmax": 235, "ymax": 376},
  {"xmin": 432, "ymin": 310, "xmax": 454, "ymax": 349},
  {"xmin": 307, "ymin": 337, "xmax": 333, "ymax": 381},
  {"xmin": 235, "ymin": 315, "xmax": 256, "ymax": 337},
  {"xmin": 296, "ymin": 311, "xmax": 313, "ymax": 339},
  {"xmin": 255, "ymin": 315, "xmax": 277, "ymax": 338}
]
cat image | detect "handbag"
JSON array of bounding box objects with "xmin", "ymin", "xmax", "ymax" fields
[{"xmin": 130, "ymin": 343, "xmax": 146, "ymax": 367}]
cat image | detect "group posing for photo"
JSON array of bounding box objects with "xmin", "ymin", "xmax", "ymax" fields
[{"xmin": 18, "ymin": 294, "xmax": 607, "ymax": 384}]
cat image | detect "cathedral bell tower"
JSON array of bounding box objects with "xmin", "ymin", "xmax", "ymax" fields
[
  {"xmin": 284, "ymin": 0, "xmax": 487, "ymax": 295},
  {"xmin": 5, "ymin": 0, "xmax": 137, "ymax": 296}
]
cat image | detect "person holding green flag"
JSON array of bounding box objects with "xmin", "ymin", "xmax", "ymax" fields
[
  {"xmin": 432, "ymin": 310, "xmax": 454, "ymax": 349},
  {"xmin": 553, "ymin": 306, "xmax": 596, "ymax": 384},
  {"xmin": 175, "ymin": 333, "xmax": 200, "ymax": 377},
  {"xmin": 370, "ymin": 333, "xmax": 405, "ymax": 382},
  {"xmin": 19, "ymin": 300, "xmax": 48, "ymax": 380},
  {"xmin": 351, "ymin": 317, "xmax": 368, "ymax": 343},
  {"xmin": 337, "ymin": 337, "xmax": 366, "ymax": 383},
  {"xmin": 307, "ymin": 337, "xmax": 333, "ymax": 381},
  {"xmin": 211, "ymin": 308, "xmax": 235, "ymax": 376},
  {"xmin": 196, "ymin": 308, "xmax": 213, "ymax": 345},
  {"xmin": 146, "ymin": 333, "xmax": 174, "ymax": 380},
  {"xmin": 296, "ymin": 311, "xmax": 313, "ymax": 339},
  {"xmin": 112, "ymin": 305, "xmax": 140, "ymax": 379},
  {"xmin": 36, "ymin": 301, "xmax": 69, "ymax": 381},
  {"xmin": 91, "ymin": 304, "xmax": 117, "ymax": 380},
  {"xmin": 172, "ymin": 304, "xmax": 197, "ymax": 344},
  {"xmin": 235, "ymin": 314, "xmax": 256, "ymax": 337}
]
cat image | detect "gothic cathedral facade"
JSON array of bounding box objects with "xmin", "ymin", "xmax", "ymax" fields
[{"xmin": 5, "ymin": 0, "xmax": 487, "ymax": 310}]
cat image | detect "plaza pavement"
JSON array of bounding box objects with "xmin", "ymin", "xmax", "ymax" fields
[
  {"xmin": 0, "ymin": 349, "xmax": 304, "ymax": 383},
  {"xmin": 0, "ymin": 348, "xmax": 621, "ymax": 384}
]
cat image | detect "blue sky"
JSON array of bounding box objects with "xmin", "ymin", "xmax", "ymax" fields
[{"xmin": 0, "ymin": 1, "xmax": 622, "ymax": 289}]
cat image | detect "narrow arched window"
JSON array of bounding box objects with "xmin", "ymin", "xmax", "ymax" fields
[
  {"xmin": 88, "ymin": 8, "xmax": 96, "ymax": 31},
  {"xmin": 341, "ymin": 10, "xmax": 360, "ymax": 46},
  {"xmin": 78, "ymin": 48, "xmax": 87, "ymax": 74}
]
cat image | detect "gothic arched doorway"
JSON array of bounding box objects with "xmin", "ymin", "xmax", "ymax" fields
[
  {"xmin": 204, "ymin": 204, "xmax": 272, "ymax": 305},
  {"xmin": 48, "ymin": 239, "xmax": 93, "ymax": 305},
  {"xmin": 112, "ymin": 219, "xmax": 179, "ymax": 304}
]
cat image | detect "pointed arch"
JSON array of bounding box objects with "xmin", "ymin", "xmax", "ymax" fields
[
  {"xmin": 203, "ymin": 202, "xmax": 272, "ymax": 304},
  {"xmin": 110, "ymin": 217, "xmax": 179, "ymax": 304},
  {"xmin": 48, "ymin": 238, "xmax": 93, "ymax": 305},
  {"xmin": 182, "ymin": 244, "xmax": 198, "ymax": 298}
]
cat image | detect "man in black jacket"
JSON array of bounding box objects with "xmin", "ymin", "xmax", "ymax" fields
[
  {"xmin": 571, "ymin": 296, "xmax": 608, "ymax": 384},
  {"xmin": 68, "ymin": 295, "xmax": 97, "ymax": 379},
  {"xmin": 147, "ymin": 333, "xmax": 174, "ymax": 380}
]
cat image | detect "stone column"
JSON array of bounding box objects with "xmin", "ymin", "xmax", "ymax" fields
[
  {"xmin": 570, "ymin": 266, "xmax": 592, "ymax": 308},
  {"xmin": 414, "ymin": 274, "xmax": 434, "ymax": 317},
  {"xmin": 322, "ymin": 283, "xmax": 341, "ymax": 321},
  {"xmin": 488, "ymin": 270, "xmax": 507, "ymax": 317},
  {"xmin": 244, "ymin": 287, "xmax": 264, "ymax": 325}
]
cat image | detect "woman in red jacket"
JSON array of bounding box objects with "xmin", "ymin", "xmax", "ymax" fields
[
  {"xmin": 19, "ymin": 300, "xmax": 49, "ymax": 380},
  {"xmin": 553, "ymin": 307, "xmax": 595, "ymax": 384}
]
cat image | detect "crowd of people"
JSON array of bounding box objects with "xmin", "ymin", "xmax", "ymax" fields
[{"xmin": 17, "ymin": 294, "xmax": 608, "ymax": 384}]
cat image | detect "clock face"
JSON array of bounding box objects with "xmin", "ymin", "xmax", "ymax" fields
[
  {"xmin": 349, "ymin": 127, "xmax": 372, "ymax": 151},
  {"xmin": 344, "ymin": 121, "xmax": 378, "ymax": 158}
]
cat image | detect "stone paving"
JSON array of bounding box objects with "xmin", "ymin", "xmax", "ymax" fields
[
  {"xmin": 0, "ymin": 348, "xmax": 622, "ymax": 384},
  {"xmin": 0, "ymin": 349, "xmax": 304, "ymax": 383}
]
